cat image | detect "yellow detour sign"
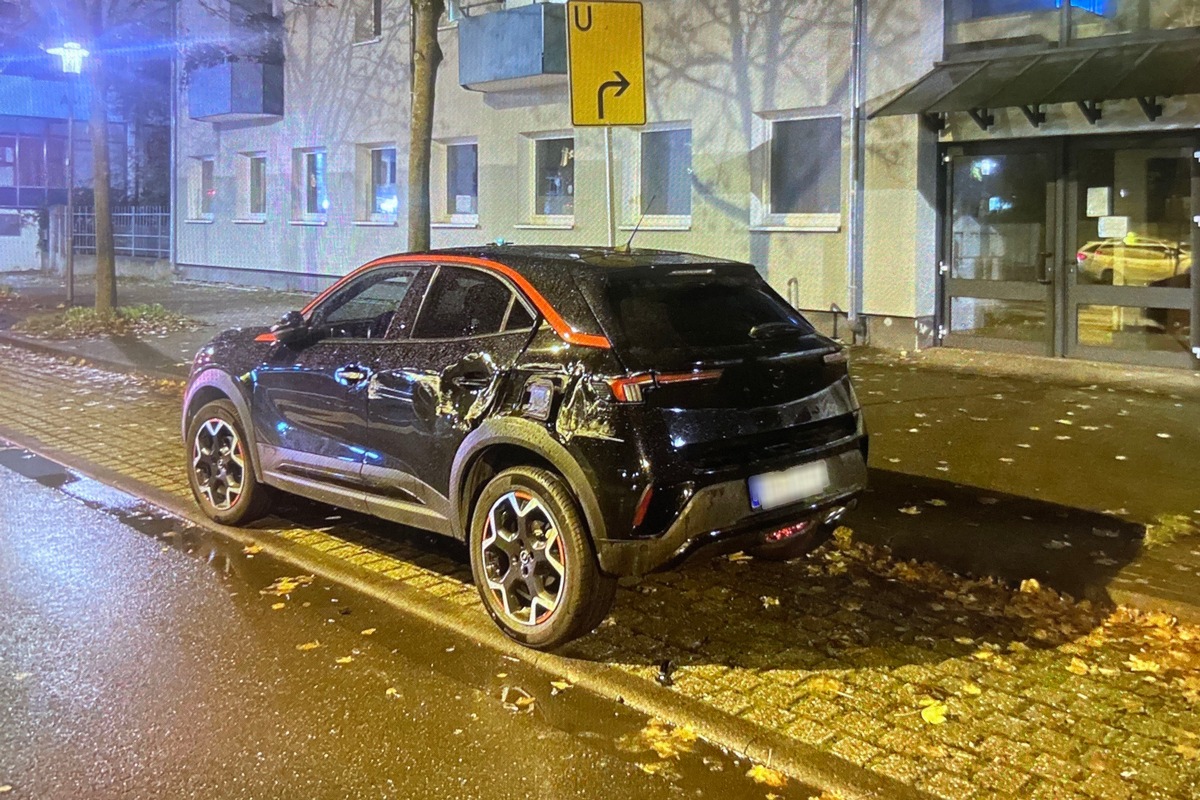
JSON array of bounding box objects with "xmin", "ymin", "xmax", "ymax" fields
[{"xmin": 567, "ymin": 1, "xmax": 646, "ymax": 126}]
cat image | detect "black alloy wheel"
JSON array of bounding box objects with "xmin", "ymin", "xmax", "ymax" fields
[
  {"xmin": 469, "ymin": 467, "xmax": 616, "ymax": 650},
  {"xmin": 186, "ymin": 399, "xmax": 272, "ymax": 525}
]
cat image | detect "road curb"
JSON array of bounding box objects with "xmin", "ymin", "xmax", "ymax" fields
[
  {"xmin": 0, "ymin": 424, "xmax": 935, "ymax": 800},
  {"xmin": 0, "ymin": 331, "xmax": 187, "ymax": 383}
]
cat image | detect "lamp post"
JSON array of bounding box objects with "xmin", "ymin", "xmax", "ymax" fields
[{"xmin": 47, "ymin": 42, "xmax": 88, "ymax": 307}]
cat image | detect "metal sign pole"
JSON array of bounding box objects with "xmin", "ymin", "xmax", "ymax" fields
[{"xmin": 604, "ymin": 126, "xmax": 615, "ymax": 247}]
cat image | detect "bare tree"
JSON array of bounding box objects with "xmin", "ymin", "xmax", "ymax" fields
[
  {"xmin": 23, "ymin": 0, "xmax": 171, "ymax": 314},
  {"xmin": 408, "ymin": 0, "xmax": 445, "ymax": 252}
]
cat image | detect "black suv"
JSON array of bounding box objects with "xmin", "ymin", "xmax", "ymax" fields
[{"xmin": 183, "ymin": 246, "xmax": 868, "ymax": 648}]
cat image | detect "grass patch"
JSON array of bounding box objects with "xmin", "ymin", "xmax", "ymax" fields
[{"xmin": 14, "ymin": 303, "xmax": 199, "ymax": 339}]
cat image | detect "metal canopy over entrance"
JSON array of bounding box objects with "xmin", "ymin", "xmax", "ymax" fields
[{"xmin": 871, "ymin": 34, "xmax": 1200, "ymax": 128}]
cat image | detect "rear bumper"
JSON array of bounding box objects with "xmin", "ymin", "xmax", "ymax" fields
[{"xmin": 593, "ymin": 445, "xmax": 867, "ymax": 576}]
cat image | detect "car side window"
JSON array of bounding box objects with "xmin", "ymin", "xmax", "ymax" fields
[
  {"xmin": 312, "ymin": 267, "xmax": 421, "ymax": 340},
  {"xmin": 504, "ymin": 297, "xmax": 536, "ymax": 331},
  {"xmin": 412, "ymin": 266, "xmax": 516, "ymax": 339}
]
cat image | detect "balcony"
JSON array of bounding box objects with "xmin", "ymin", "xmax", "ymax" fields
[
  {"xmin": 458, "ymin": 3, "xmax": 567, "ymax": 92},
  {"xmin": 184, "ymin": 0, "xmax": 283, "ymax": 122},
  {"xmin": 188, "ymin": 61, "xmax": 283, "ymax": 122}
]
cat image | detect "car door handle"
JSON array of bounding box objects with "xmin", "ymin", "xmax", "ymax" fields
[
  {"xmin": 448, "ymin": 372, "xmax": 492, "ymax": 389},
  {"xmin": 334, "ymin": 366, "xmax": 369, "ymax": 385}
]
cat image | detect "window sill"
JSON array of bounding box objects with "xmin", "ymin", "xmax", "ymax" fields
[
  {"xmin": 232, "ymin": 218, "xmax": 266, "ymax": 225},
  {"xmin": 749, "ymin": 225, "xmax": 842, "ymax": 233},
  {"xmin": 617, "ymin": 223, "xmax": 691, "ymax": 232},
  {"xmin": 432, "ymin": 221, "xmax": 480, "ymax": 229},
  {"xmin": 515, "ymin": 221, "xmax": 575, "ymax": 231},
  {"xmin": 289, "ymin": 219, "xmax": 327, "ymax": 227},
  {"xmin": 185, "ymin": 217, "xmax": 214, "ymax": 224},
  {"xmin": 352, "ymin": 220, "xmax": 397, "ymax": 227}
]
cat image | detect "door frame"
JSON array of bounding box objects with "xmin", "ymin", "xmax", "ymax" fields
[
  {"xmin": 1063, "ymin": 133, "xmax": 1199, "ymax": 370},
  {"xmin": 938, "ymin": 138, "xmax": 1063, "ymax": 357}
]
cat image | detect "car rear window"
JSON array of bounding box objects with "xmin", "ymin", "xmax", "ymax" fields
[{"xmin": 598, "ymin": 268, "xmax": 816, "ymax": 366}]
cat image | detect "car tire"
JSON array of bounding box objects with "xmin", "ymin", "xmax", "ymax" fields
[
  {"xmin": 469, "ymin": 466, "xmax": 616, "ymax": 650},
  {"xmin": 1100, "ymin": 268, "xmax": 1114, "ymax": 285},
  {"xmin": 186, "ymin": 399, "xmax": 273, "ymax": 526},
  {"xmin": 747, "ymin": 521, "xmax": 835, "ymax": 562}
]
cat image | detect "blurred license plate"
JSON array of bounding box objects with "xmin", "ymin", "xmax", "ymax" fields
[{"xmin": 748, "ymin": 461, "xmax": 830, "ymax": 511}]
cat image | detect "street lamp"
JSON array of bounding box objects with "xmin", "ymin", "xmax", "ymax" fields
[{"xmin": 47, "ymin": 42, "xmax": 89, "ymax": 307}]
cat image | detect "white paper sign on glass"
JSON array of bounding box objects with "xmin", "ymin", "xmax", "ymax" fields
[
  {"xmin": 1087, "ymin": 187, "xmax": 1112, "ymax": 218},
  {"xmin": 1098, "ymin": 215, "xmax": 1129, "ymax": 239}
]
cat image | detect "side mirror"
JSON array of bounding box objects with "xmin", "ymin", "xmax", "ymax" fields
[{"xmin": 271, "ymin": 310, "xmax": 310, "ymax": 345}]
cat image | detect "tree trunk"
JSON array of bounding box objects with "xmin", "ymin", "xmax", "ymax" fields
[
  {"xmin": 89, "ymin": 56, "xmax": 117, "ymax": 313},
  {"xmin": 407, "ymin": 0, "xmax": 444, "ymax": 253}
]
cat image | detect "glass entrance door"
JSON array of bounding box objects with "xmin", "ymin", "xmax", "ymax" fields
[
  {"xmin": 942, "ymin": 143, "xmax": 1058, "ymax": 355},
  {"xmin": 1066, "ymin": 139, "xmax": 1197, "ymax": 368}
]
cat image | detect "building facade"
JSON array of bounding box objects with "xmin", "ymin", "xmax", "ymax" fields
[{"xmin": 174, "ymin": 0, "xmax": 1200, "ymax": 369}]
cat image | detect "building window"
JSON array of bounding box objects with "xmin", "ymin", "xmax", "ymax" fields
[
  {"xmin": 249, "ymin": 155, "xmax": 266, "ymax": 216},
  {"xmin": 446, "ymin": 142, "xmax": 478, "ymax": 218},
  {"xmin": 200, "ymin": 158, "xmax": 215, "ymax": 215},
  {"xmin": 640, "ymin": 128, "xmax": 691, "ymax": 218},
  {"xmin": 534, "ymin": 136, "xmax": 574, "ymax": 218},
  {"xmin": 0, "ymin": 137, "xmax": 14, "ymax": 187},
  {"xmin": 353, "ymin": 0, "xmax": 382, "ymax": 42},
  {"xmin": 294, "ymin": 148, "xmax": 328, "ymax": 219},
  {"xmin": 370, "ymin": 147, "xmax": 397, "ymax": 217},
  {"xmin": 188, "ymin": 156, "xmax": 215, "ymax": 219},
  {"xmin": 957, "ymin": 0, "xmax": 1110, "ymax": 18},
  {"xmin": 46, "ymin": 137, "xmax": 66, "ymax": 189},
  {"xmin": 236, "ymin": 153, "xmax": 266, "ymax": 220},
  {"xmin": 768, "ymin": 116, "xmax": 841, "ymax": 219}
]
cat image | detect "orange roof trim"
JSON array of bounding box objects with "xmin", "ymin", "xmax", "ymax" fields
[{"xmin": 301, "ymin": 254, "xmax": 612, "ymax": 349}]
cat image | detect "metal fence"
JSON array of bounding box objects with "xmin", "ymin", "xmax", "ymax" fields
[{"xmin": 73, "ymin": 206, "xmax": 170, "ymax": 259}]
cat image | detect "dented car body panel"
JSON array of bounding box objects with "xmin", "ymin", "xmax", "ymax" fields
[{"xmin": 184, "ymin": 245, "xmax": 868, "ymax": 576}]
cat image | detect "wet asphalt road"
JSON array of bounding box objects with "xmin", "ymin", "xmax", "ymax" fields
[{"xmin": 0, "ymin": 455, "xmax": 818, "ymax": 800}]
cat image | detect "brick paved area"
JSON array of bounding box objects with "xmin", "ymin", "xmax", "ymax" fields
[{"xmin": 1, "ymin": 344, "xmax": 1198, "ymax": 799}]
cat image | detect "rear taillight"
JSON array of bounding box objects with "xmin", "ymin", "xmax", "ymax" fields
[
  {"xmin": 606, "ymin": 373, "xmax": 656, "ymax": 403},
  {"xmin": 631, "ymin": 484, "xmax": 655, "ymax": 528},
  {"xmin": 1077, "ymin": 251, "xmax": 1087, "ymax": 262},
  {"xmin": 604, "ymin": 370, "xmax": 723, "ymax": 403}
]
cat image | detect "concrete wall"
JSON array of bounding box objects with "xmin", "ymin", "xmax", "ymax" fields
[
  {"xmin": 0, "ymin": 210, "xmax": 42, "ymax": 273},
  {"xmin": 174, "ymin": 0, "xmax": 947, "ymax": 346}
]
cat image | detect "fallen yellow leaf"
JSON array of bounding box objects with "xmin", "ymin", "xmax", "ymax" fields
[
  {"xmin": 295, "ymin": 640, "xmax": 323, "ymax": 652},
  {"xmin": 746, "ymin": 764, "xmax": 787, "ymax": 788},
  {"xmin": 335, "ymin": 656, "xmax": 354, "ymax": 664},
  {"xmin": 242, "ymin": 544, "xmax": 263, "ymax": 555},
  {"xmin": 961, "ymin": 682, "xmax": 982, "ymax": 696},
  {"xmin": 1127, "ymin": 655, "xmax": 1161, "ymax": 673},
  {"xmin": 1067, "ymin": 658, "xmax": 1089, "ymax": 676},
  {"xmin": 1176, "ymin": 744, "xmax": 1200, "ymax": 761},
  {"xmin": 261, "ymin": 575, "xmax": 314, "ymax": 596},
  {"xmin": 271, "ymin": 602, "xmax": 285, "ymax": 610},
  {"xmin": 385, "ymin": 687, "xmax": 399, "ymax": 698},
  {"xmin": 550, "ymin": 680, "xmax": 572, "ymax": 692},
  {"xmin": 802, "ymin": 676, "xmax": 844, "ymax": 697},
  {"xmin": 920, "ymin": 702, "xmax": 949, "ymax": 725},
  {"xmin": 361, "ymin": 628, "xmax": 377, "ymax": 636}
]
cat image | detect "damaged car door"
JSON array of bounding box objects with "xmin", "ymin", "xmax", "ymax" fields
[
  {"xmin": 363, "ymin": 265, "xmax": 539, "ymax": 532},
  {"xmin": 252, "ymin": 264, "xmax": 424, "ymax": 512}
]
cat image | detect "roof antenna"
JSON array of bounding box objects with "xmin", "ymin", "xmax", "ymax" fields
[{"xmin": 616, "ymin": 194, "xmax": 656, "ymax": 254}]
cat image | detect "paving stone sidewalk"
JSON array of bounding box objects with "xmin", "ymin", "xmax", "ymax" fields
[{"xmin": 0, "ymin": 344, "xmax": 1198, "ymax": 799}]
